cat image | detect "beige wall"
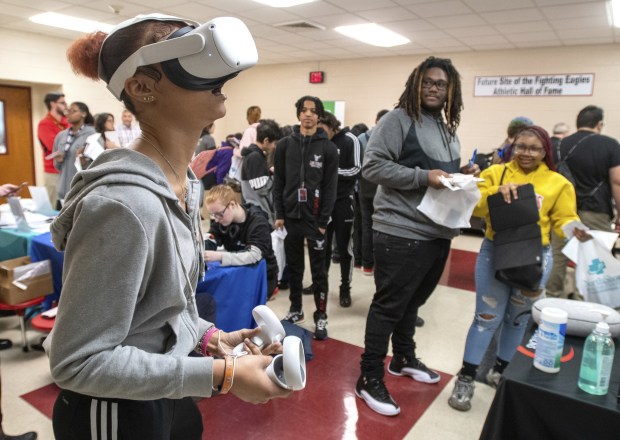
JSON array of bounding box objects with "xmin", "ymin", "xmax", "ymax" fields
[
  {"xmin": 1, "ymin": 26, "xmax": 620, "ymax": 185},
  {"xmin": 222, "ymin": 43, "xmax": 620, "ymax": 161}
]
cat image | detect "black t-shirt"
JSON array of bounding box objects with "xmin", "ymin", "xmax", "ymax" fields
[{"xmin": 559, "ymin": 130, "xmax": 620, "ymax": 216}]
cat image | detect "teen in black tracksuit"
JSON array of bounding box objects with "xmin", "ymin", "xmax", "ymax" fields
[
  {"xmin": 273, "ymin": 125, "xmax": 338, "ymax": 328},
  {"xmin": 323, "ymin": 126, "xmax": 361, "ymax": 307}
]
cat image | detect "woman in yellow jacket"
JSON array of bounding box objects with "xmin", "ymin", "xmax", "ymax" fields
[{"xmin": 449, "ymin": 125, "xmax": 589, "ymax": 411}]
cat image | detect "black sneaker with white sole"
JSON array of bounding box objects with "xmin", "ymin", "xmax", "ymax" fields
[
  {"xmin": 388, "ymin": 355, "xmax": 440, "ymax": 384},
  {"xmin": 284, "ymin": 310, "xmax": 304, "ymax": 324},
  {"xmin": 313, "ymin": 311, "xmax": 328, "ymax": 340},
  {"xmin": 355, "ymin": 375, "xmax": 400, "ymax": 416}
]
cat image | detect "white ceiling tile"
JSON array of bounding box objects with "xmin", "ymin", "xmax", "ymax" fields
[
  {"xmin": 534, "ymin": 0, "xmax": 602, "ymax": 5},
  {"xmin": 327, "ymin": 0, "xmax": 396, "ymax": 12},
  {"xmin": 496, "ymin": 20, "xmax": 552, "ymax": 34},
  {"xmin": 409, "ymin": 29, "xmax": 452, "ymax": 41},
  {"xmin": 356, "ymin": 7, "xmax": 418, "ymax": 22},
  {"xmin": 161, "ymin": 3, "xmax": 228, "ymax": 20},
  {"xmin": 550, "ymin": 15, "xmax": 611, "ymax": 29},
  {"xmin": 388, "ymin": 18, "xmax": 438, "ymax": 34},
  {"xmin": 560, "ymin": 36, "xmax": 614, "ymax": 45},
  {"xmin": 426, "ymin": 13, "xmax": 487, "ymax": 28},
  {"xmin": 79, "ymin": 1, "xmax": 151, "ymax": 19},
  {"xmin": 406, "ymin": 1, "xmax": 473, "ymax": 18},
  {"xmin": 124, "ymin": 0, "xmax": 187, "ymax": 9},
  {"xmin": 471, "ymin": 41, "xmax": 516, "ymax": 50},
  {"xmin": 460, "ymin": 34, "xmax": 510, "ymax": 45},
  {"xmin": 541, "ymin": 1, "xmax": 608, "ymax": 19},
  {"xmin": 308, "ymin": 13, "xmax": 368, "ymax": 28},
  {"xmin": 480, "ymin": 8, "xmax": 543, "ymax": 24},
  {"xmin": 555, "ymin": 26, "xmax": 612, "ymax": 38},
  {"xmin": 235, "ymin": 6, "xmax": 300, "ymax": 24},
  {"xmin": 3, "ymin": 0, "xmax": 71, "ymax": 11},
  {"xmin": 513, "ymin": 40, "xmax": 563, "ymax": 48},
  {"xmin": 446, "ymin": 25, "xmax": 500, "ymax": 37},
  {"xmin": 505, "ymin": 31, "xmax": 559, "ymax": 42},
  {"xmin": 0, "ymin": 2, "xmax": 42, "ymax": 19},
  {"xmin": 393, "ymin": 0, "xmax": 439, "ymax": 5},
  {"xmin": 287, "ymin": 2, "xmax": 345, "ymax": 18},
  {"xmin": 463, "ymin": 0, "xmax": 536, "ymax": 12}
]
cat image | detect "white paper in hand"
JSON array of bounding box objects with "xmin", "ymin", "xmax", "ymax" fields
[{"xmin": 418, "ymin": 176, "xmax": 482, "ymax": 229}]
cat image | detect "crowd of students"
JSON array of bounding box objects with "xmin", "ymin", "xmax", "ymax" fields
[{"xmin": 4, "ymin": 12, "xmax": 617, "ymax": 439}]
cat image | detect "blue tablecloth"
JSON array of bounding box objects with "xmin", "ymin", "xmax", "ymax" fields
[
  {"xmin": 196, "ymin": 260, "xmax": 267, "ymax": 332},
  {"xmin": 0, "ymin": 227, "xmax": 40, "ymax": 261},
  {"xmin": 27, "ymin": 232, "xmax": 267, "ymax": 330},
  {"xmin": 29, "ymin": 232, "xmax": 62, "ymax": 309}
]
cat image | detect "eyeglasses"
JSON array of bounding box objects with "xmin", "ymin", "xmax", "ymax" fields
[
  {"xmin": 514, "ymin": 144, "xmax": 544, "ymax": 154},
  {"xmin": 421, "ymin": 78, "xmax": 449, "ymax": 91},
  {"xmin": 211, "ymin": 203, "xmax": 230, "ymax": 220}
]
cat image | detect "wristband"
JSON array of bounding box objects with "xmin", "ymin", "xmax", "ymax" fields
[
  {"xmin": 202, "ymin": 326, "xmax": 220, "ymax": 357},
  {"xmin": 221, "ymin": 355, "xmax": 234, "ymax": 394}
]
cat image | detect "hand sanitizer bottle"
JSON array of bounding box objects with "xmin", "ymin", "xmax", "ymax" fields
[{"xmin": 578, "ymin": 312, "xmax": 615, "ymax": 395}]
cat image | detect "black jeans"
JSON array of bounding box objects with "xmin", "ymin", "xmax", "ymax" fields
[
  {"xmin": 325, "ymin": 196, "xmax": 355, "ymax": 294},
  {"xmin": 360, "ymin": 231, "xmax": 451, "ymax": 379},
  {"xmin": 53, "ymin": 389, "xmax": 202, "ymax": 440},
  {"xmin": 359, "ymin": 192, "xmax": 375, "ymax": 269},
  {"xmin": 284, "ymin": 217, "xmax": 329, "ymax": 314}
]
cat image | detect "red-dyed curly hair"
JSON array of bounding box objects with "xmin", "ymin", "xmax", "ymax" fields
[{"xmin": 65, "ymin": 20, "xmax": 185, "ymax": 115}]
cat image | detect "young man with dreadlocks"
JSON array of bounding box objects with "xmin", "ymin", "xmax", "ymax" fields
[{"xmin": 355, "ymin": 56, "xmax": 479, "ymax": 416}]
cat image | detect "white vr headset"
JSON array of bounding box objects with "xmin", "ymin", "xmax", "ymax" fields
[{"xmin": 99, "ymin": 13, "xmax": 258, "ymax": 100}]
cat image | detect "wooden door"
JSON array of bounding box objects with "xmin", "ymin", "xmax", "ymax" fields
[{"xmin": 0, "ymin": 85, "xmax": 34, "ymax": 197}]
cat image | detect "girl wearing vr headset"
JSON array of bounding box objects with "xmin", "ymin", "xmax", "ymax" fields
[{"xmin": 44, "ymin": 14, "xmax": 290, "ymax": 440}]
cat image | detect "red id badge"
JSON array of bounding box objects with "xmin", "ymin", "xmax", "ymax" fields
[{"xmin": 298, "ymin": 187, "xmax": 307, "ymax": 202}]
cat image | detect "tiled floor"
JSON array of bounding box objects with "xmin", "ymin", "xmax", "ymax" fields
[{"xmin": 0, "ymin": 232, "xmax": 496, "ymax": 440}]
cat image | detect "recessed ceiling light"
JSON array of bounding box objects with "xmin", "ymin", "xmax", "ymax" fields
[
  {"xmin": 253, "ymin": 0, "xmax": 316, "ymax": 7},
  {"xmin": 335, "ymin": 23, "xmax": 410, "ymax": 47},
  {"xmin": 607, "ymin": 0, "xmax": 620, "ymax": 27},
  {"xmin": 29, "ymin": 12, "xmax": 115, "ymax": 33}
]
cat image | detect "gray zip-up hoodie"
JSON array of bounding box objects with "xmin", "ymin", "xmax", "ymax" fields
[
  {"xmin": 363, "ymin": 108, "xmax": 462, "ymax": 240},
  {"xmin": 44, "ymin": 148, "xmax": 217, "ymax": 400}
]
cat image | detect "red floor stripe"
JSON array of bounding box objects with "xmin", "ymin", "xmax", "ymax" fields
[{"xmin": 439, "ymin": 248, "xmax": 477, "ymax": 292}]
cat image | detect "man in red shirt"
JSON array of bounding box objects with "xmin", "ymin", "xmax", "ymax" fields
[{"xmin": 37, "ymin": 93, "xmax": 69, "ymax": 208}]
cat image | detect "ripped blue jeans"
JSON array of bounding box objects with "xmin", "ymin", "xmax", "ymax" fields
[{"xmin": 463, "ymin": 238, "xmax": 552, "ymax": 365}]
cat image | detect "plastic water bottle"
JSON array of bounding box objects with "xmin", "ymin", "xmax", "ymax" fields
[
  {"xmin": 578, "ymin": 320, "xmax": 615, "ymax": 395},
  {"xmin": 534, "ymin": 307, "xmax": 568, "ymax": 373}
]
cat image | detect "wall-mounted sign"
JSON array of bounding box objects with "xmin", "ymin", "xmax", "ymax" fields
[{"xmin": 474, "ymin": 73, "xmax": 594, "ymax": 97}]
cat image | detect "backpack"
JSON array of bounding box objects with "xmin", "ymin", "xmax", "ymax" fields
[{"xmin": 555, "ymin": 133, "xmax": 595, "ymax": 187}]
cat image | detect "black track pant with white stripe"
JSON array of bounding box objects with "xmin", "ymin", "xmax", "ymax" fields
[{"xmin": 52, "ymin": 389, "xmax": 203, "ymax": 440}]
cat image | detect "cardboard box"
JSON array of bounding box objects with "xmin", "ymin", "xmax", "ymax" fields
[{"xmin": 0, "ymin": 256, "xmax": 53, "ymax": 305}]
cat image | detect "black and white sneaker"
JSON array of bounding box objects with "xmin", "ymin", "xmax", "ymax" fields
[
  {"xmin": 388, "ymin": 356, "xmax": 440, "ymax": 384},
  {"xmin": 284, "ymin": 310, "xmax": 304, "ymax": 324},
  {"xmin": 314, "ymin": 311, "xmax": 328, "ymax": 340},
  {"xmin": 355, "ymin": 375, "xmax": 400, "ymax": 416}
]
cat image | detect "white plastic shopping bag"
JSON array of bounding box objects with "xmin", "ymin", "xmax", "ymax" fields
[
  {"xmin": 417, "ymin": 174, "xmax": 483, "ymax": 229},
  {"xmin": 573, "ymin": 235, "xmax": 620, "ymax": 308},
  {"xmin": 271, "ymin": 227, "xmax": 287, "ymax": 281}
]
